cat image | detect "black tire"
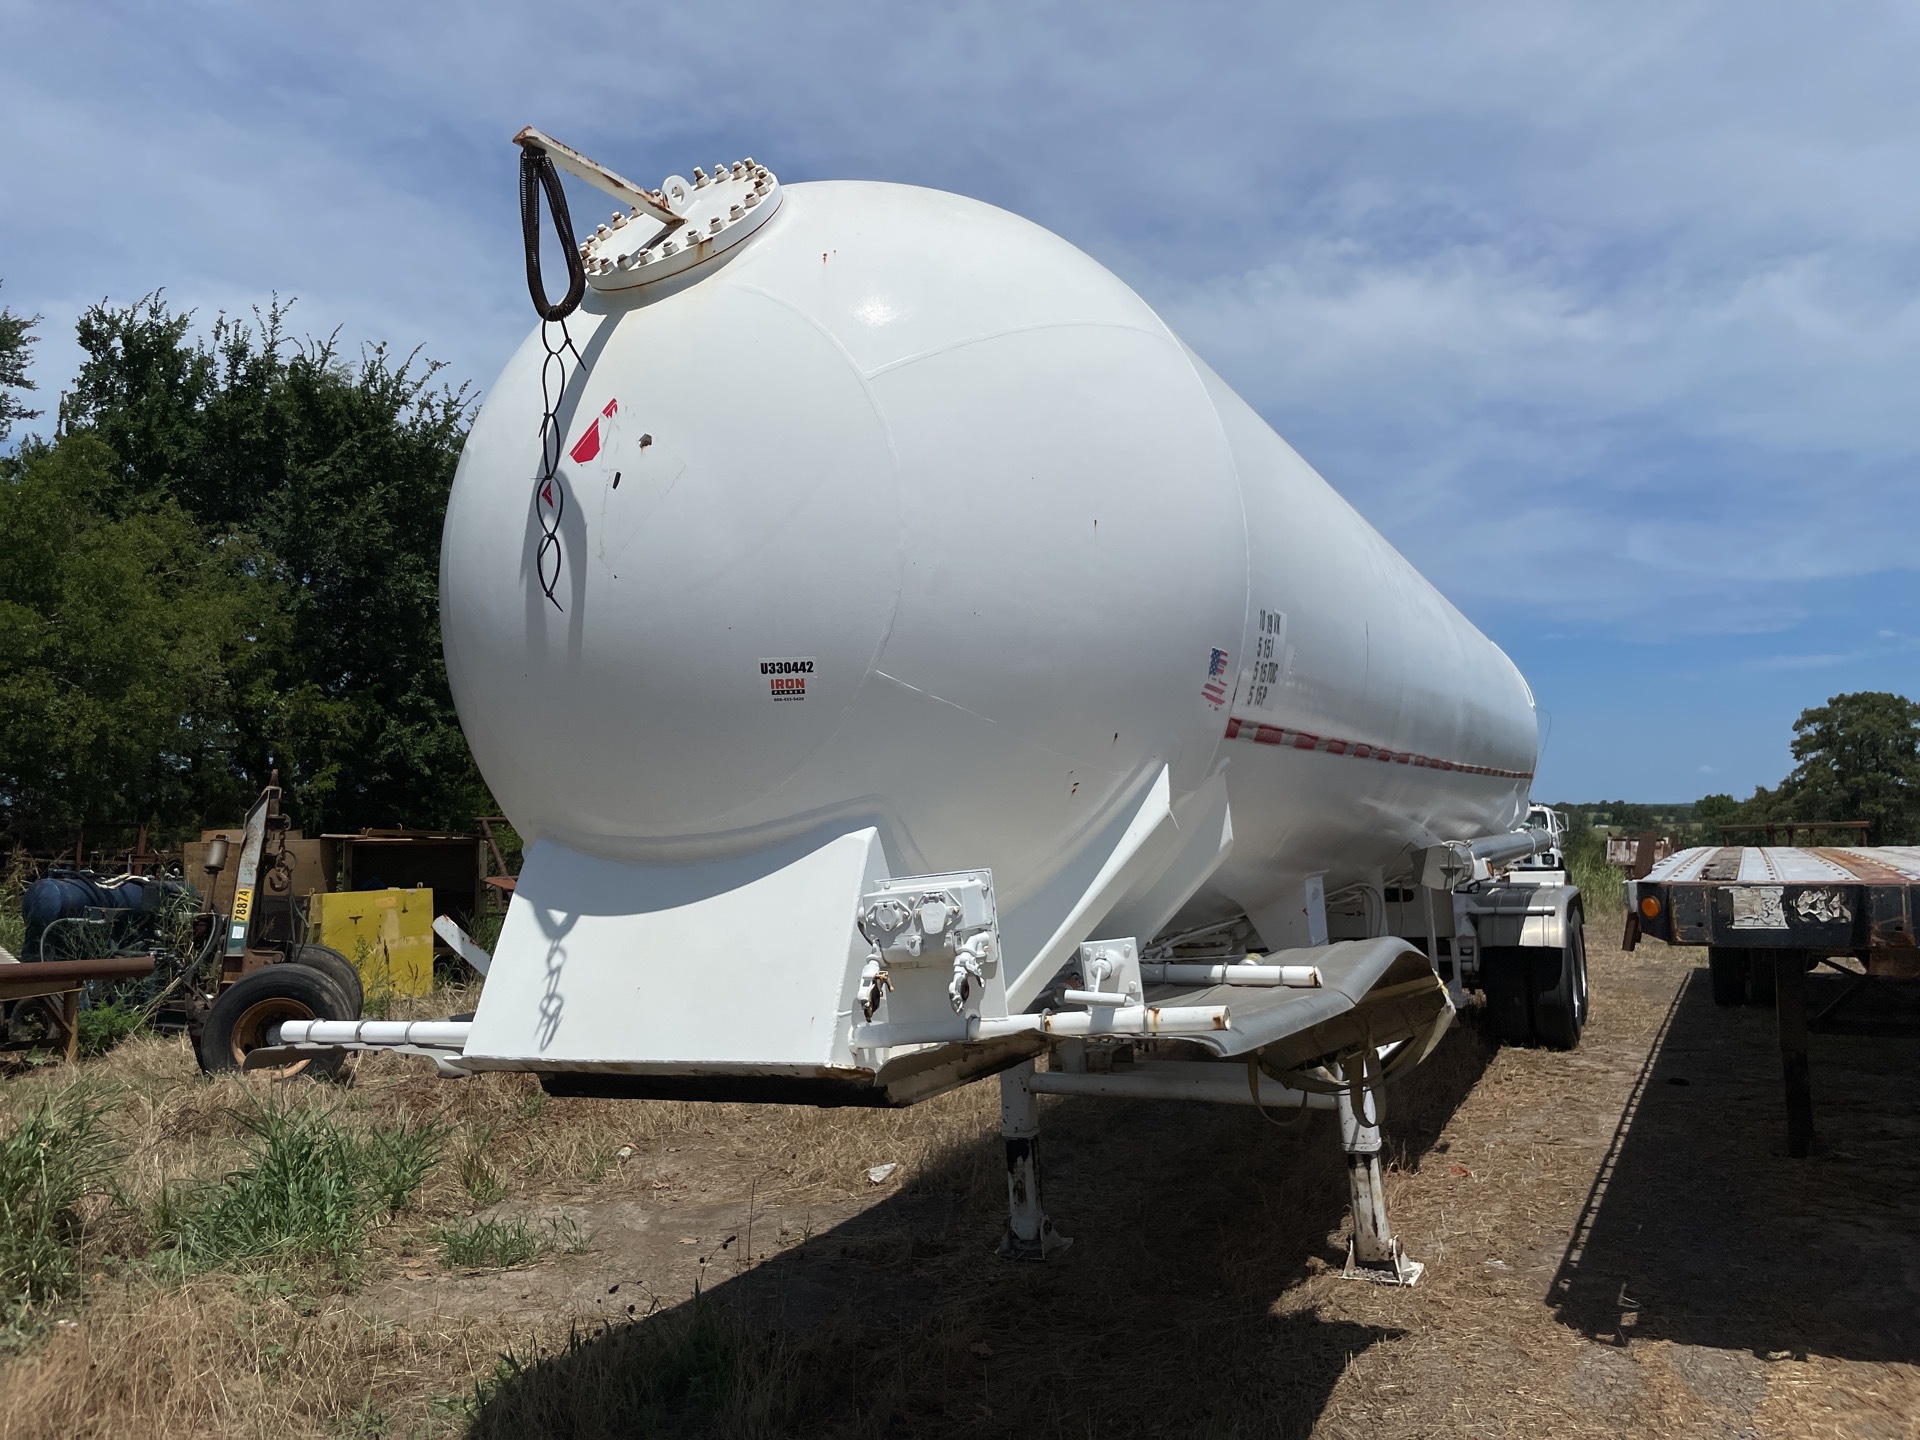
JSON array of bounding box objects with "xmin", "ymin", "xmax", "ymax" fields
[
  {"xmin": 1479, "ymin": 946, "xmax": 1536, "ymax": 1044},
  {"xmin": 196, "ymin": 966, "xmax": 353, "ymax": 1080},
  {"xmin": 1479, "ymin": 918, "xmax": 1587, "ymax": 1051},
  {"xmin": 288, "ymin": 943, "xmax": 364, "ymax": 1018},
  {"xmin": 1708, "ymin": 947, "xmax": 1747, "ymax": 1006},
  {"xmin": 1531, "ymin": 915, "xmax": 1586, "ymax": 1051},
  {"xmin": 1745, "ymin": 949, "xmax": 1777, "ymax": 1007}
]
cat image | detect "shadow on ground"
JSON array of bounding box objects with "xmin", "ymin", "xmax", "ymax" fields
[
  {"xmin": 1551, "ymin": 967, "xmax": 1920, "ymax": 1364},
  {"xmin": 465, "ymin": 1022, "xmax": 1496, "ymax": 1439}
]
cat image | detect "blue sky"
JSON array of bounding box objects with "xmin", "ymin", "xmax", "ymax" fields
[{"xmin": 3, "ymin": 2, "xmax": 1915, "ymax": 801}]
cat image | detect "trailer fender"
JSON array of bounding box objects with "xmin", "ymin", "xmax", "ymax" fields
[{"xmin": 1465, "ymin": 882, "xmax": 1582, "ymax": 951}]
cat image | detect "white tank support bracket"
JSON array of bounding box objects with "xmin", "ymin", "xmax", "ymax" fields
[
  {"xmin": 1072, "ymin": 938, "xmax": 1143, "ymax": 1006},
  {"xmin": 1336, "ymin": 1046, "xmax": 1424, "ymax": 1286},
  {"xmin": 996, "ymin": 1060, "xmax": 1070, "ymax": 1262}
]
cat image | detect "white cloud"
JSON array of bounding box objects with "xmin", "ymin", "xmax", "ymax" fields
[
  {"xmin": 4, "ymin": 0, "xmax": 1916, "ymax": 672},
  {"xmin": 1746, "ymin": 652, "xmax": 1864, "ymax": 672}
]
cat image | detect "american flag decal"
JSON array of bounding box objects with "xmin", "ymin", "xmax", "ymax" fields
[{"xmin": 1202, "ymin": 647, "xmax": 1231, "ymax": 709}]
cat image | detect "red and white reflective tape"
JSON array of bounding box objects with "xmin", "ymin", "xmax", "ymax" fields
[{"xmin": 1221, "ymin": 717, "xmax": 1532, "ymax": 781}]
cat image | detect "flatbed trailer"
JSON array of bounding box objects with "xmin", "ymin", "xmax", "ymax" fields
[{"xmin": 1626, "ymin": 844, "xmax": 1920, "ymax": 1155}]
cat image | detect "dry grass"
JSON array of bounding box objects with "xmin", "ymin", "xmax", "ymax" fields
[
  {"xmin": 0, "ymin": 1017, "xmax": 1012, "ymax": 1438},
  {"xmin": 2, "ymin": 1273, "xmax": 466, "ymax": 1436},
  {"xmin": 1, "ymin": 936, "xmax": 1915, "ymax": 1438}
]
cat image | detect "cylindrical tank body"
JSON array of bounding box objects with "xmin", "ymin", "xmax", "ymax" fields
[{"xmin": 442, "ymin": 178, "xmax": 1536, "ymax": 946}]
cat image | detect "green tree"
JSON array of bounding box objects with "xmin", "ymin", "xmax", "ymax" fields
[
  {"xmin": 1775, "ymin": 691, "xmax": 1920, "ymax": 844},
  {"xmin": 54, "ymin": 294, "xmax": 486, "ymax": 833},
  {"xmin": 0, "ymin": 433, "xmax": 279, "ymax": 847},
  {"xmin": 1690, "ymin": 791, "xmax": 1741, "ymax": 843},
  {"xmin": 0, "ymin": 282, "xmax": 39, "ymax": 445}
]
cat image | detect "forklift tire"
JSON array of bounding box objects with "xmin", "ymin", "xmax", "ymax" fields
[
  {"xmin": 1479, "ymin": 947, "xmax": 1536, "ymax": 1044},
  {"xmin": 1708, "ymin": 947, "xmax": 1747, "ymax": 1006},
  {"xmin": 196, "ymin": 966, "xmax": 353, "ymax": 1081},
  {"xmin": 289, "ymin": 944, "xmax": 364, "ymax": 1018}
]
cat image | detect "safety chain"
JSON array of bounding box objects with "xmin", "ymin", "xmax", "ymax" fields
[
  {"xmin": 519, "ymin": 145, "xmax": 587, "ymax": 610},
  {"xmin": 531, "ymin": 320, "xmax": 583, "ymax": 609}
]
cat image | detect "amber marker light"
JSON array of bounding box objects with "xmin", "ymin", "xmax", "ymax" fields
[{"xmin": 1640, "ymin": 895, "xmax": 1661, "ymax": 918}]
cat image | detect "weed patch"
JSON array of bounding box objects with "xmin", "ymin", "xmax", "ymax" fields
[
  {"xmin": 160, "ymin": 1102, "xmax": 442, "ymax": 1274},
  {"xmin": 0, "ymin": 851, "xmax": 29, "ymax": 958},
  {"xmin": 75, "ymin": 998, "xmax": 143, "ymax": 1058},
  {"xmin": 0, "ymin": 1089, "xmax": 116, "ymax": 1341},
  {"xmin": 437, "ymin": 1214, "xmax": 587, "ymax": 1269},
  {"xmin": 458, "ymin": 1125, "xmax": 509, "ymax": 1207},
  {"xmin": 1567, "ymin": 847, "xmax": 1626, "ymax": 917}
]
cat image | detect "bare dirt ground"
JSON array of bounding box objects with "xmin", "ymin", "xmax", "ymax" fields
[{"xmin": 3, "ymin": 930, "xmax": 1917, "ymax": 1438}]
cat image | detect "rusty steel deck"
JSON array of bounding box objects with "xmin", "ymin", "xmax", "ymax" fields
[{"xmin": 1628, "ymin": 845, "xmax": 1919, "ymax": 965}]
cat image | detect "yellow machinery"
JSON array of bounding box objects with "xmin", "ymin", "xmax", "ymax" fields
[{"xmin": 307, "ymin": 888, "xmax": 436, "ymax": 997}]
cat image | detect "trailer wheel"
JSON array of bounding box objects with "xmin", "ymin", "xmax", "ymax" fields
[
  {"xmin": 1530, "ymin": 918, "xmax": 1586, "ymax": 1051},
  {"xmin": 289, "ymin": 944, "xmax": 364, "ymax": 1018},
  {"xmin": 1707, "ymin": 947, "xmax": 1747, "ymax": 1006},
  {"xmin": 1744, "ymin": 949, "xmax": 1777, "ymax": 1007},
  {"xmin": 1479, "ymin": 927, "xmax": 1586, "ymax": 1050},
  {"xmin": 196, "ymin": 966, "xmax": 352, "ymax": 1081},
  {"xmin": 1479, "ymin": 947, "xmax": 1536, "ymax": 1044}
]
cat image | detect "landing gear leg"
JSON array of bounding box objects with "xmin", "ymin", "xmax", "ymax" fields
[
  {"xmin": 996, "ymin": 1060, "xmax": 1070, "ymax": 1261},
  {"xmin": 1774, "ymin": 948, "xmax": 1815, "ymax": 1158},
  {"xmin": 1338, "ymin": 1047, "xmax": 1424, "ymax": 1286}
]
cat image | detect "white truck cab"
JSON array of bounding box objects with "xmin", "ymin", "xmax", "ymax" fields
[{"xmin": 1507, "ymin": 804, "xmax": 1569, "ymax": 883}]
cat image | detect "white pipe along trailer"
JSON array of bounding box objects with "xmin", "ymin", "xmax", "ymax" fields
[{"xmin": 248, "ymin": 130, "xmax": 1592, "ymax": 1282}]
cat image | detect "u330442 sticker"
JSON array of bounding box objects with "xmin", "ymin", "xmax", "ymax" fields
[{"xmin": 759, "ymin": 658, "xmax": 815, "ymax": 702}]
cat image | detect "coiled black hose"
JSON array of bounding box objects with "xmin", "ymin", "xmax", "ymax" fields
[{"xmin": 519, "ymin": 145, "xmax": 585, "ymax": 321}]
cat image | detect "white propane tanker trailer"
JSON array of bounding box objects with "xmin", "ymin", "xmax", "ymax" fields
[{"xmin": 255, "ymin": 130, "xmax": 1588, "ymax": 1281}]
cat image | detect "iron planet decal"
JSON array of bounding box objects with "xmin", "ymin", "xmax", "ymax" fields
[{"xmin": 760, "ymin": 658, "xmax": 816, "ymax": 702}]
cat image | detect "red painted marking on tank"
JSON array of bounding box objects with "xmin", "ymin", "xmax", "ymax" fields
[
  {"xmin": 567, "ymin": 397, "xmax": 620, "ymax": 464},
  {"xmin": 1221, "ymin": 719, "xmax": 1532, "ymax": 781}
]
